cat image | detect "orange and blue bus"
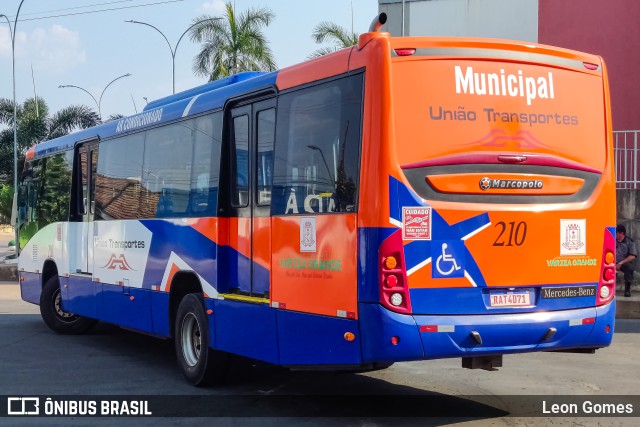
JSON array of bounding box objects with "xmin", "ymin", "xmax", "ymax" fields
[{"xmin": 16, "ymin": 14, "xmax": 616, "ymax": 385}]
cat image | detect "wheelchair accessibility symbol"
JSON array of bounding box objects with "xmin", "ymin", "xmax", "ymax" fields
[{"xmin": 432, "ymin": 240, "xmax": 465, "ymax": 279}]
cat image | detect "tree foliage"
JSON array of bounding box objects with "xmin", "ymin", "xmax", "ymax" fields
[
  {"xmin": 189, "ymin": 1, "xmax": 277, "ymax": 81},
  {"xmin": 0, "ymin": 97, "xmax": 99, "ymax": 184},
  {"xmin": 0, "ymin": 184, "xmax": 12, "ymax": 225},
  {"xmin": 309, "ymin": 21, "xmax": 359, "ymax": 59}
]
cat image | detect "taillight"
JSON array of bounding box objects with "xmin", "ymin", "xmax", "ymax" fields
[
  {"xmin": 379, "ymin": 231, "xmax": 412, "ymax": 314},
  {"xmin": 394, "ymin": 48, "xmax": 416, "ymax": 56},
  {"xmin": 596, "ymin": 228, "xmax": 616, "ymax": 306}
]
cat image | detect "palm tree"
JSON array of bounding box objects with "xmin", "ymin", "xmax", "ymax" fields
[
  {"xmin": 0, "ymin": 97, "xmax": 100, "ymax": 184},
  {"xmin": 309, "ymin": 22, "xmax": 358, "ymax": 59},
  {"xmin": 189, "ymin": 2, "xmax": 277, "ymax": 82}
]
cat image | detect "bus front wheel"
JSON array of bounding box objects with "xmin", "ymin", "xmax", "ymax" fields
[
  {"xmin": 175, "ymin": 293, "xmax": 229, "ymax": 386},
  {"xmin": 40, "ymin": 275, "xmax": 97, "ymax": 334}
]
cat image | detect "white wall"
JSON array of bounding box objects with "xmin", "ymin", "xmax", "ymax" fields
[{"xmin": 379, "ymin": 0, "xmax": 538, "ymax": 42}]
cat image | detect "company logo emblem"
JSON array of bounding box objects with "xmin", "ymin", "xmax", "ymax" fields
[
  {"xmin": 479, "ymin": 177, "xmax": 543, "ymax": 190},
  {"xmin": 479, "ymin": 177, "xmax": 491, "ymax": 191},
  {"xmin": 101, "ymin": 254, "xmax": 135, "ymax": 271},
  {"xmin": 7, "ymin": 397, "xmax": 40, "ymax": 415}
]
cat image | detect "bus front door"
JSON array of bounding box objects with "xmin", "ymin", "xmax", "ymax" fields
[
  {"xmin": 75, "ymin": 141, "xmax": 98, "ymax": 275},
  {"xmin": 64, "ymin": 140, "xmax": 99, "ymax": 319},
  {"xmin": 229, "ymin": 100, "xmax": 275, "ymax": 297}
]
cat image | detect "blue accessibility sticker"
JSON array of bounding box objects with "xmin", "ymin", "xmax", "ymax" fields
[{"xmin": 431, "ymin": 240, "xmax": 466, "ymax": 279}]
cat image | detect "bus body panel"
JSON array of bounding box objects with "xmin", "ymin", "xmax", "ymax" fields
[
  {"xmin": 386, "ymin": 56, "xmax": 613, "ymax": 298},
  {"xmin": 352, "ymin": 36, "xmax": 615, "ymax": 320},
  {"xmin": 150, "ymin": 290, "xmax": 171, "ymax": 336},
  {"xmin": 271, "ymin": 214, "xmax": 359, "ymax": 319},
  {"xmin": 19, "ymin": 271, "xmax": 40, "ymax": 305},
  {"xmin": 386, "ymin": 176, "xmax": 614, "ymax": 314},
  {"xmin": 100, "ymin": 283, "xmax": 153, "ymax": 331},
  {"xmin": 20, "ymin": 223, "xmax": 68, "ymax": 275},
  {"xmin": 135, "ymin": 219, "xmax": 225, "ymax": 295},
  {"xmin": 351, "ymin": 34, "xmax": 615, "ymax": 357},
  {"xmin": 275, "ymin": 309, "xmax": 362, "ymax": 365},
  {"xmin": 64, "ymin": 275, "xmax": 99, "ymax": 319},
  {"xmin": 358, "ymin": 300, "xmax": 615, "ymax": 363},
  {"xmin": 407, "ymin": 286, "xmax": 598, "ymax": 315},
  {"xmin": 391, "ymin": 59, "xmax": 607, "ymax": 171},
  {"xmin": 275, "ymin": 48, "xmax": 352, "ymax": 91},
  {"xmin": 213, "ymin": 299, "xmax": 279, "ymax": 364}
]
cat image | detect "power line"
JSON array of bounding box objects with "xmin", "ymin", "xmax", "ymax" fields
[
  {"xmin": 13, "ymin": 1, "xmax": 137, "ymax": 18},
  {"xmin": 3, "ymin": 0, "xmax": 184, "ymax": 22}
]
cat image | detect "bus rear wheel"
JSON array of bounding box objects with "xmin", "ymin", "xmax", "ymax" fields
[
  {"xmin": 175, "ymin": 293, "xmax": 229, "ymax": 386},
  {"xmin": 40, "ymin": 275, "xmax": 97, "ymax": 334}
]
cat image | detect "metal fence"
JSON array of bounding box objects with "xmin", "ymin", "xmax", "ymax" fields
[{"xmin": 614, "ymin": 130, "xmax": 639, "ymax": 189}]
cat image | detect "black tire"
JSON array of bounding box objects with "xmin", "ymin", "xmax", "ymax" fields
[
  {"xmin": 40, "ymin": 275, "xmax": 97, "ymax": 335},
  {"xmin": 175, "ymin": 293, "xmax": 229, "ymax": 386}
]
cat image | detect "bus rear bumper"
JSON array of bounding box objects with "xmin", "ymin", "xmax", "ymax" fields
[{"xmin": 359, "ymin": 300, "xmax": 616, "ymax": 363}]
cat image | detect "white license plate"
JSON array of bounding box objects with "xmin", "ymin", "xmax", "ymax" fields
[{"xmin": 489, "ymin": 292, "xmax": 531, "ymax": 307}]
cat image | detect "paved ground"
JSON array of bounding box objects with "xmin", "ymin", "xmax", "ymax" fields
[
  {"xmin": 1, "ymin": 279, "xmax": 639, "ymax": 425},
  {"xmin": 0, "ymin": 281, "xmax": 39, "ymax": 314},
  {"xmin": 0, "ymin": 227, "xmax": 14, "ymax": 259}
]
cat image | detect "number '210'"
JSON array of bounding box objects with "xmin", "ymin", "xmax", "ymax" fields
[{"xmin": 493, "ymin": 221, "xmax": 527, "ymax": 246}]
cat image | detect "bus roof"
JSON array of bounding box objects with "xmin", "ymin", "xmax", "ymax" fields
[
  {"xmin": 33, "ymin": 70, "xmax": 277, "ymax": 159},
  {"xmin": 32, "ymin": 31, "xmax": 604, "ymax": 161}
]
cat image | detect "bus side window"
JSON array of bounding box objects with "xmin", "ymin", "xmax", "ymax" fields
[
  {"xmin": 272, "ymin": 73, "xmax": 363, "ymax": 215},
  {"xmin": 94, "ymin": 133, "xmax": 144, "ymax": 220},
  {"xmin": 257, "ymin": 108, "xmax": 275, "ymax": 206},
  {"xmin": 190, "ymin": 112, "xmax": 222, "ymax": 216},
  {"xmin": 17, "ymin": 184, "xmax": 27, "ymax": 224},
  {"xmin": 231, "ymin": 115, "xmax": 250, "ymax": 207}
]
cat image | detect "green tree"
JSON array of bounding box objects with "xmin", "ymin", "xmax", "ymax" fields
[
  {"xmin": 309, "ymin": 22, "xmax": 358, "ymax": 59},
  {"xmin": 0, "ymin": 97, "xmax": 99, "ymax": 184},
  {"xmin": 0, "ymin": 184, "xmax": 13, "ymax": 225},
  {"xmin": 37, "ymin": 154, "xmax": 73, "ymax": 226},
  {"xmin": 189, "ymin": 2, "xmax": 276, "ymax": 81}
]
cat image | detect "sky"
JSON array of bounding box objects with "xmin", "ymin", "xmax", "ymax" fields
[{"xmin": 0, "ymin": 0, "xmax": 378, "ymax": 121}]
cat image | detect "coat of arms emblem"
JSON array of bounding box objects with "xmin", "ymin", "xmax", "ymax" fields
[{"xmin": 560, "ymin": 219, "xmax": 586, "ymax": 255}]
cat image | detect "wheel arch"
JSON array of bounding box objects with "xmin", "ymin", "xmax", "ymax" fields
[
  {"xmin": 42, "ymin": 259, "xmax": 58, "ymax": 289},
  {"xmin": 169, "ymin": 271, "xmax": 204, "ymax": 338}
]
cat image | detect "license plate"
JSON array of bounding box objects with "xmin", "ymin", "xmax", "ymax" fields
[{"xmin": 489, "ymin": 291, "xmax": 531, "ymax": 307}]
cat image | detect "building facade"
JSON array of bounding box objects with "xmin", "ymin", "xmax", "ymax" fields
[{"xmin": 378, "ymin": 0, "xmax": 640, "ymax": 131}]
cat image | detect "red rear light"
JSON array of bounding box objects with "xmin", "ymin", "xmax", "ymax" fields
[
  {"xmin": 603, "ymin": 267, "xmax": 615, "ymax": 282},
  {"xmin": 596, "ymin": 229, "xmax": 616, "ymax": 306},
  {"xmin": 583, "ymin": 62, "xmax": 599, "ymax": 70},
  {"xmin": 379, "ymin": 231, "xmax": 412, "ymax": 314},
  {"xmin": 385, "ymin": 274, "xmax": 398, "ymax": 288},
  {"xmin": 395, "ymin": 48, "xmax": 416, "ymax": 56}
]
